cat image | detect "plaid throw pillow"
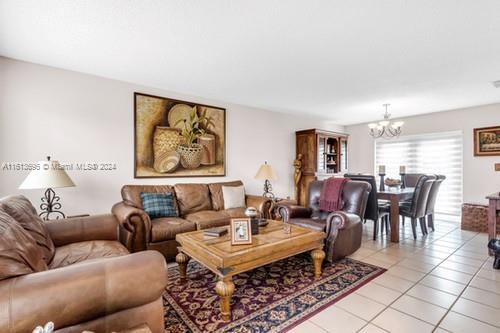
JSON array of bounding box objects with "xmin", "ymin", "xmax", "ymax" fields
[{"xmin": 140, "ymin": 192, "xmax": 178, "ymax": 219}]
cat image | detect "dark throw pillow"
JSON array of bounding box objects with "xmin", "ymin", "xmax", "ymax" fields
[{"xmin": 140, "ymin": 192, "xmax": 178, "ymax": 219}]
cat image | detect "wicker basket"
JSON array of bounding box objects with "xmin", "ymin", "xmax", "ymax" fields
[
  {"xmin": 153, "ymin": 126, "xmax": 184, "ymax": 159},
  {"xmin": 177, "ymin": 144, "xmax": 203, "ymax": 169},
  {"xmin": 461, "ymin": 203, "xmax": 488, "ymax": 232}
]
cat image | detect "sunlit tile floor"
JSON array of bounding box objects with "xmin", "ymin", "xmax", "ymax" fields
[{"xmin": 290, "ymin": 216, "xmax": 500, "ymax": 333}]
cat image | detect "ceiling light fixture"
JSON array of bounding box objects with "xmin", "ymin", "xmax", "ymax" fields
[{"xmin": 368, "ymin": 104, "xmax": 404, "ymax": 139}]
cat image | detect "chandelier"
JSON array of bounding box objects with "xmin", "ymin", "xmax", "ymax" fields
[{"xmin": 368, "ymin": 104, "xmax": 404, "ymax": 139}]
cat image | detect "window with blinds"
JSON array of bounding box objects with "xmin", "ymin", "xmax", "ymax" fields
[{"xmin": 375, "ymin": 131, "xmax": 463, "ymax": 216}]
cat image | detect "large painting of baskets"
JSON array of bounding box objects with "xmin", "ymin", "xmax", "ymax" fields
[{"xmin": 134, "ymin": 92, "xmax": 226, "ymax": 177}]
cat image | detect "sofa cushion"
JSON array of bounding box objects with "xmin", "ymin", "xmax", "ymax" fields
[
  {"xmin": 208, "ymin": 180, "xmax": 244, "ymax": 211},
  {"xmin": 184, "ymin": 210, "xmax": 230, "ymax": 230},
  {"xmin": 49, "ymin": 240, "xmax": 129, "ymax": 269},
  {"xmin": 121, "ymin": 185, "xmax": 177, "ymax": 210},
  {"xmin": 140, "ymin": 192, "xmax": 178, "ymax": 218},
  {"xmin": 223, "ymin": 207, "xmax": 247, "ymax": 218},
  {"xmin": 0, "ymin": 195, "xmax": 55, "ymax": 263},
  {"xmin": 0, "ymin": 210, "xmax": 47, "ymax": 280},
  {"xmin": 174, "ymin": 184, "xmax": 212, "ymax": 216},
  {"xmin": 222, "ymin": 185, "xmax": 246, "ymax": 209},
  {"xmin": 151, "ymin": 217, "xmax": 196, "ymax": 242}
]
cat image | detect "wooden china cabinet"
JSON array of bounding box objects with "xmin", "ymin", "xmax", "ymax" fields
[{"xmin": 295, "ymin": 129, "xmax": 349, "ymax": 206}]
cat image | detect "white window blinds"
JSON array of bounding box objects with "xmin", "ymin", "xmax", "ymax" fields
[{"xmin": 375, "ymin": 131, "xmax": 463, "ymax": 216}]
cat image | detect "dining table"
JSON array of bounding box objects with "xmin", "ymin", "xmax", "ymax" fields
[{"xmin": 377, "ymin": 187, "xmax": 415, "ymax": 243}]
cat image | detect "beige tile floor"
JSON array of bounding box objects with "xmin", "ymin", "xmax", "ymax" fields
[{"xmin": 289, "ymin": 216, "xmax": 500, "ymax": 333}]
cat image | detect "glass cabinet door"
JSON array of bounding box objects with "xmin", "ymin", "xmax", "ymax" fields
[
  {"xmin": 317, "ymin": 135, "xmax": 327, "ymax": 173},
  {"xmin": 340, "ymin": 139, "xmax": 348, "ymax": 172}
]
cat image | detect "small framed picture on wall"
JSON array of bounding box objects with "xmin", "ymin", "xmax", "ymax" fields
[
  {"xmin": 230, "ymin": 218, "xmax": 252, "ymax": 245},
  {"xmin": 474, "ymin": 126, "xmax": 500, "ymax": 156}
]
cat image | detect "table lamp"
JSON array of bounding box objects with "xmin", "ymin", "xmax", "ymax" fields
[
  {"xmin": 19, "ymin": 156, "xmax": 75, "ymax": 220},
  {"xmin": 255, "ymin": 161, "xmax": 277, "ymax": 198}
]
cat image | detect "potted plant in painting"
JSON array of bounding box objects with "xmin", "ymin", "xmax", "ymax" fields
[{"xmin": 175, "ymin": 106, "xmax": 214, "ymax": 169}]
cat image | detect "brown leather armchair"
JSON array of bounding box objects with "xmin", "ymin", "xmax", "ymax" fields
[
  {"xmin": 112, "ymin": 181, "xmax": 271, "ymax": 261},
  {"xmin": 0, "ymin": 196, "xmax": 167, "ymax": 333},
  {"xmin": 277, "ymin": 180, "xmax": 371, "ymax": 262}
]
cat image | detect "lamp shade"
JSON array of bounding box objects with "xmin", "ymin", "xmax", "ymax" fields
[
  {"xmin": 19, "ymin": 159, "xmax": 75, "ymax": 189},
  {"xmin": 255, "ymin": 162, "xmax": 277, "ymax": 181}
]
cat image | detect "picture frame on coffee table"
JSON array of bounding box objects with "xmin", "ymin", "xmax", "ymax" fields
[{"xmin": 230, "ymin": 218, "xmax": 252, "ymax": 245}]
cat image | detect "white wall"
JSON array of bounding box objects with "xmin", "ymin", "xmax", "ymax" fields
[
  {"xmin": 0, "ymin": 57, "xmax": 343, "ymax": 215},
  {"xmin": 346, "ymin": 104, "xmax": 500, "ymax": 205}
]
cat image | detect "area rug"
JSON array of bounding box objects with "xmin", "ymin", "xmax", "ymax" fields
[{"xmin": 163, "ymin": 254, "xmax": 385, "ymax": 333}]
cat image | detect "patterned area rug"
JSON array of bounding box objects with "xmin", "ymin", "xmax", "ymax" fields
[{"xmin": 164, "ymin": 254, "xmax": 385, "ymax": 333}]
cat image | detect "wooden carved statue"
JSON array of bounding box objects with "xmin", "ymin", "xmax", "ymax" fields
[{"xmin": 293, "ymin": 154, "xmax": 303, "ymax": 201}]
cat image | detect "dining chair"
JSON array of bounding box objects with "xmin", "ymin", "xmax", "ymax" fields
[
  {"xmin": 403, "ymin": 173, "xmax": 425, "ymax": 188},
  {"xmin": 424, "ymin": 174, "xmax": 446, "ymax": 232},
  {"xmin": 399, "ymin": 174, "xmax": 436, "ymax": 239},
  {"xmin": 400, "ymin": 173, "xmax": 423, "ymax": 226},
  {"xmin": 344, "ymin": 174, "xmax": 390, "ymax": 240}
]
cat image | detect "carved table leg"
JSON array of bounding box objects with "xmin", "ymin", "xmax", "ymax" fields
[
  {"xmin": 215, "ymin": 277, "xmax": 235, "ymax": 321},
  {"xmin": 311, "ymin": 248, "xmax": 326, "ymax": 279},
  {"xmin": 176, "ymin": 252, "xmax": 190, "ymax": 281}
]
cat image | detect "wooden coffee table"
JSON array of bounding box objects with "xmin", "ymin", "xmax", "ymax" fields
[{"xmin": 175, "ymin": 220, "xmax": 326, "ymax": 321}]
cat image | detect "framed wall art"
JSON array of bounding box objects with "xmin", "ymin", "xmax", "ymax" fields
[
  {"xmin": 134, "ymin": 92, "xmax": 226, "ymax": 177},
  {"xmin": 474, "ymin": 126, "xmax": 500, "ymax": 156}
]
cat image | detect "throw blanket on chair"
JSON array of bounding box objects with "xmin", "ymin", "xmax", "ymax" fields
[{"xmin": 319, "ymin": 177, "xmax": 348, "ymax": 212}]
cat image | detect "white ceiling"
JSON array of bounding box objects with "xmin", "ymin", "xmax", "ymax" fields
[{"xmin": 1, "ymin": 1, "xmax": 500, "ymax": 125}]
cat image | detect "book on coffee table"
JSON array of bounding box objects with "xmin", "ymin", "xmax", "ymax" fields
[{"xmin": 203, "ymin": 227, "xmax": 228, "ymax": 237}]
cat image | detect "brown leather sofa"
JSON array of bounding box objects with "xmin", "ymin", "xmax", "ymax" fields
[
  {"xmin": 0, "ymin": 195, "xmax": 167, "ymax": 333},
  {"xmin": 112, "ymin": 180, "xmax": 271, "ymax": 260},
  {"xmin": 277, "ymin": 180, "xmax": 371, "ymax": 262}
]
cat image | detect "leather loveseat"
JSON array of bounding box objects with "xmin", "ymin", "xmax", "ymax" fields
[
  {"xmin": 0, "ymin": 195, "xmax": 167, "ymax": 333},
  {"xmin": 277, "ymin": 180, "xmax": 371, "ymax": 262},
  {"xmin": 112, "ymin": 180, "xmax": 271, "ymax": 260}
]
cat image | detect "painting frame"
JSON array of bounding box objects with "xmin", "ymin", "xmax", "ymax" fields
[
  {"xmin": 134, "ymin": 92, "xmax": 226, "ymax": 178},
  {"xmin": 230, "ymin": 218, "xmax": 253, "ymax": 245},
  {"xmin": 473, "ymin": 126, "xmax": 500, "ymax": 156}
]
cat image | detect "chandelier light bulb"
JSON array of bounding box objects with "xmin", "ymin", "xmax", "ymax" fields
[{"xmin": 392, "ymin": 121, "xmax": 404, "ymax": 128}]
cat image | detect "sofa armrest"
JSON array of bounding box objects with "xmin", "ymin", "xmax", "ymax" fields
[
  {"xmin": 0, "ymin": 251, "xmax": 167, "ymax": 333},
  {"xmin": 245, "ymin": 195, "xmax": 272, "ymax": 219},
  {"xmin": 112, "ymin": 202, "xmax": 151, "ymax": 252},
  {"xmin": 45, "ymin": 214, "xmax": 118, "ymax": 247},
  {"xmin": 276, "ymin": 204, "xmax": 312, "ymax": 222}
]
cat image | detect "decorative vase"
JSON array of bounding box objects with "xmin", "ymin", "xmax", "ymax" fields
[
  {"xmin": 177, "ymin": 144, "xmax": 203, "ymax": 169},
  {"xmin": 199, "ymin": 133, "xmax": 216, "ymax": 165},
  {"xmin": 153, "ymin": 127, "xmax": 184, "ymax": 172}
]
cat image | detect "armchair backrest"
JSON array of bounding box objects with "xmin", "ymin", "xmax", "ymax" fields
[
  {"xmin": 344, "ymin": 174, "xmax": 378, "ymax": 222},
  {"xmin": 307, "ymin": 180, "xmax": 371, "ymax": 219}
]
